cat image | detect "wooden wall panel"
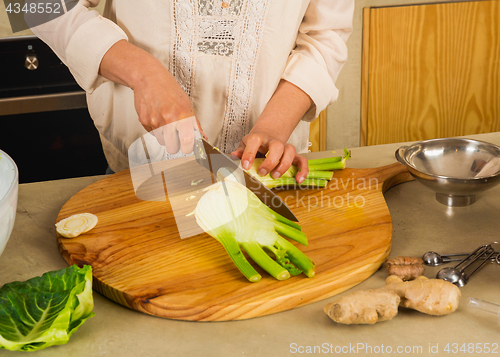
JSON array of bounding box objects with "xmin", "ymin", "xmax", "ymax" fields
[
  {"xmin": 364, "ymin": 1, "xmax": 500, "ymax": 146},
  {"xmin": 361, "ymin": 7, "xmax": 372, "ymax": 146},
  {"xmin": 309, "ymin": 110, "xmax": 327, "ymax": 152}
]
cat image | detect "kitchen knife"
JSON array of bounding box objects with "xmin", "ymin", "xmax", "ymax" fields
[{"xmin": 194, "ymin": 137, "xmax": 299, "ymax": 222}]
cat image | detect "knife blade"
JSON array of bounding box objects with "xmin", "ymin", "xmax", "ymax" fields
[{"xmin": 194, "ymin": 137, "xmax": 298, "ymax": 222}]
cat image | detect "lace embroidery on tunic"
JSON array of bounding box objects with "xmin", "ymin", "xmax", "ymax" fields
[
  {"xmin": 170, "ymin": 0, "xmax": 197, "ymax": 96},
  {"xmin": 220, "ymin": 0, "xmax": 270, "ymax": 153},
  {"xmin": 170, "ymin": 0, "xmax": 270, "ymax": 153},
  {"xmin": 197, "ymin": 19, "xmax": 236, "ymax": 56},
  {"xmin": 198, "ymin": 0, "xmax": 243, "ymax": 16}
]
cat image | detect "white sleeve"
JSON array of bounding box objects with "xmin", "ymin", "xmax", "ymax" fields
[
  {"xmin": 282, "ymin": 0, "xmax": 354, "ymax": 121},
  {"xmin": 30, "ymin": 0, "xmax": 128, "ymax": 93}
]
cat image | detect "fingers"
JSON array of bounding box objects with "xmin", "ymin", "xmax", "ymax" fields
[
  {"xmin": 236, "ymin": 134, "xmax": 303, "ymax": 183},
  {"xmin": 163, "ymin": 122, "xmax": 181, "ymax": 154},
  {"xmin": 256, "ymin": 140, "xmax": 285, "ymax": 177},
  {"xmin": 230, "ymin": 145, "xmax": 245, "ymax": 160},
  {"xmin": 132, "ymin": 78, "xmax": 201, "ymax": 153},
  {"xmin": 269, "ymin": 144, "xmax": 295, "ymax": 179},
  {"xmin": 292, "ymin": 153, "xmax": 308, "ymax": 184},
  {"xmin": 176, "ymin": 118, "xmax": 196, "ymax": 154},
  {"xmin": 152, "ymin": 126, "xmax": 165, "ymax": 146},
  {"xmin": 240, "ymin": 135, "xmax": 262, "ymax": 170},
  {"xmin": 136, "ymin": 99, "xmax": 154, "ymax": 133},
  {"xmin": 144, "ymin": 115, "xmax": 204, "ymax": 155}
]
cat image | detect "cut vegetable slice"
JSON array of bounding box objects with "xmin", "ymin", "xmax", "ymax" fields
[{"xmin": 56, "ymin": 213, "xmax": 98, "ymax": 238}]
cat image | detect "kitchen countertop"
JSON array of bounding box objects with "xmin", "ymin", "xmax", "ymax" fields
[{"xmin": 1, "ymin": 133, "xmax": 500, "ymax": 356}]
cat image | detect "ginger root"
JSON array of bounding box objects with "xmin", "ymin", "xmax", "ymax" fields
[
  {"xmin": 324, "ymin": 288, "xmax": 400, "ymax": 325},
  {"xmin": 386, "ymin": 276, "xmax": 461, "ymax": 315},
  {"xmin": 384, "ymin": 256, "xmax": 425, "ymax": 281},
  {"xmin": 324, "ymin": 275, "xmax": 461, "ymax": 325}
]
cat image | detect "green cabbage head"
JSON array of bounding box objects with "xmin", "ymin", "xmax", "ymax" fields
[{"xmin": 0, "ymin": 264, "xmax": 94, "ymax": 351}]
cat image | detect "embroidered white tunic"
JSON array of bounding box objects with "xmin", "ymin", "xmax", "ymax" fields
[{"xmin": 32, "ymin": 0, "xmax": 354, "ymax": 172}]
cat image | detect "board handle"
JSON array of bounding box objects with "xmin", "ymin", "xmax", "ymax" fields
[{"xmin": 376, "ymin": 162, "xmax": 414, "ymax": 193}]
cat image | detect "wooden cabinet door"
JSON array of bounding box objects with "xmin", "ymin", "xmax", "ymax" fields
[
  {"xmin": 308, "ymin": 110, "xmax": 327, "ymax": 152},
  {"xmin": 361, "ymin": 1, "xmax": 500, "ymax": 146}
]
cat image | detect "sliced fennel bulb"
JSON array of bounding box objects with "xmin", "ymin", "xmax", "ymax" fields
[{"xmin": 194, "ymin": 180, "xmax": 314, "ymax": 282}]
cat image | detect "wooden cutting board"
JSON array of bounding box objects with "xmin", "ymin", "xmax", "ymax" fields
[{"xmin": 56, "ymin": 159, "xmax": 412, "ymax": 321}]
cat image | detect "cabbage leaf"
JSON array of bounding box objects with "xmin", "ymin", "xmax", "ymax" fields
[{"xmin": 0, "ymin": 265, "xmax": 94, "ymax": 351}]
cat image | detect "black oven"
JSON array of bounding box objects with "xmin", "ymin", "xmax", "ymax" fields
[{"xmin": 0, "ymin": 35, "xmax": 108, "ymax": 183}]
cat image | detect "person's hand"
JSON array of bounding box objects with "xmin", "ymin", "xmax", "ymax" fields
[
  {"xmin": 99, "ymin": 40, "xmax": 207, "ymax": 154},
  {"xmin": 132, "ymin": 67, "xmax": 207, "ymax": 154},
  {"xmin": 231, "ymin": 129, "xmax": 308, "ymax": 184},
  {"xmin": 229, "ymin": 79, "xmax": 313, "ymax": 184}
]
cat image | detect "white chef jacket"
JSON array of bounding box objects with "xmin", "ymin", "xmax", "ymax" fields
[{"xmin": 32, "ymin": 0, "xmax": 354, "ymax": 172}]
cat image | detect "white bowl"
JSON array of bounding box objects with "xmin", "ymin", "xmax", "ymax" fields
[{"xmin": 0, "ymin": 150, "xmax": 18, "ymax": 257}]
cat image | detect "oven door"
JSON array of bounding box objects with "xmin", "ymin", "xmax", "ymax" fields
[{"xmin": 0, "ymin": 36, "xmax": 108, "ymax": 184}]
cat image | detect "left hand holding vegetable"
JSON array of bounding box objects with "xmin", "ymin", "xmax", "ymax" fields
[
  {"xmin": 230, "ymin": 79, "xmax": 313, "ymax": 184},
  {"xmin": 244, "ymin": 148, "xmax": 351, "ymax": 189},
  {"xmin": 231, "ymin": 130, "xmax": 309, "ymax": 184}
]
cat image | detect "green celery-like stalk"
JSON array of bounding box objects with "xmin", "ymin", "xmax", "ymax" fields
[
  {"xmin": 298, "ymin": 178, "xmax": 328, "ymax": 187},
  {"xmin": 286, "ymin": 166, "xmax": 333, "ymax": 179},
  {"xmin": 275, "ymin": 237, "xmax": 315, "ymax": 278},
  {"xmin": 306, "ymin": 171, "xmax": 333, "ymax": 180},
  {"xmin": 216, "ymin": 231, "xmax": 262, "ymax": 282},
  {"xmin": 267, "ymin": 245, "xmax": 303, "ymax": 276},
  {"xmin": 261, "ymin": 205, "xmax": 302, "ymax": 231},
  {"xmin": 308, "ymin": 162, "xmax": 346, "ymax": 171},
  {"xmin": 273, "ymin": 220, "xmax": 308, "ymax": 246},
  {"xmin": 308, "ymin": 149, "xmax": 351, "ymax": 171},
  {"xmin": 307, "ymin": 156, "xmax": 342, "ymax": 166},
  {"xmin": 241, "ymin": 241, "xmax": 290, "ymax": 280},
  {"xmin": 261, "ymin": 177, "xmax": 328, "ymax": 189}
]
